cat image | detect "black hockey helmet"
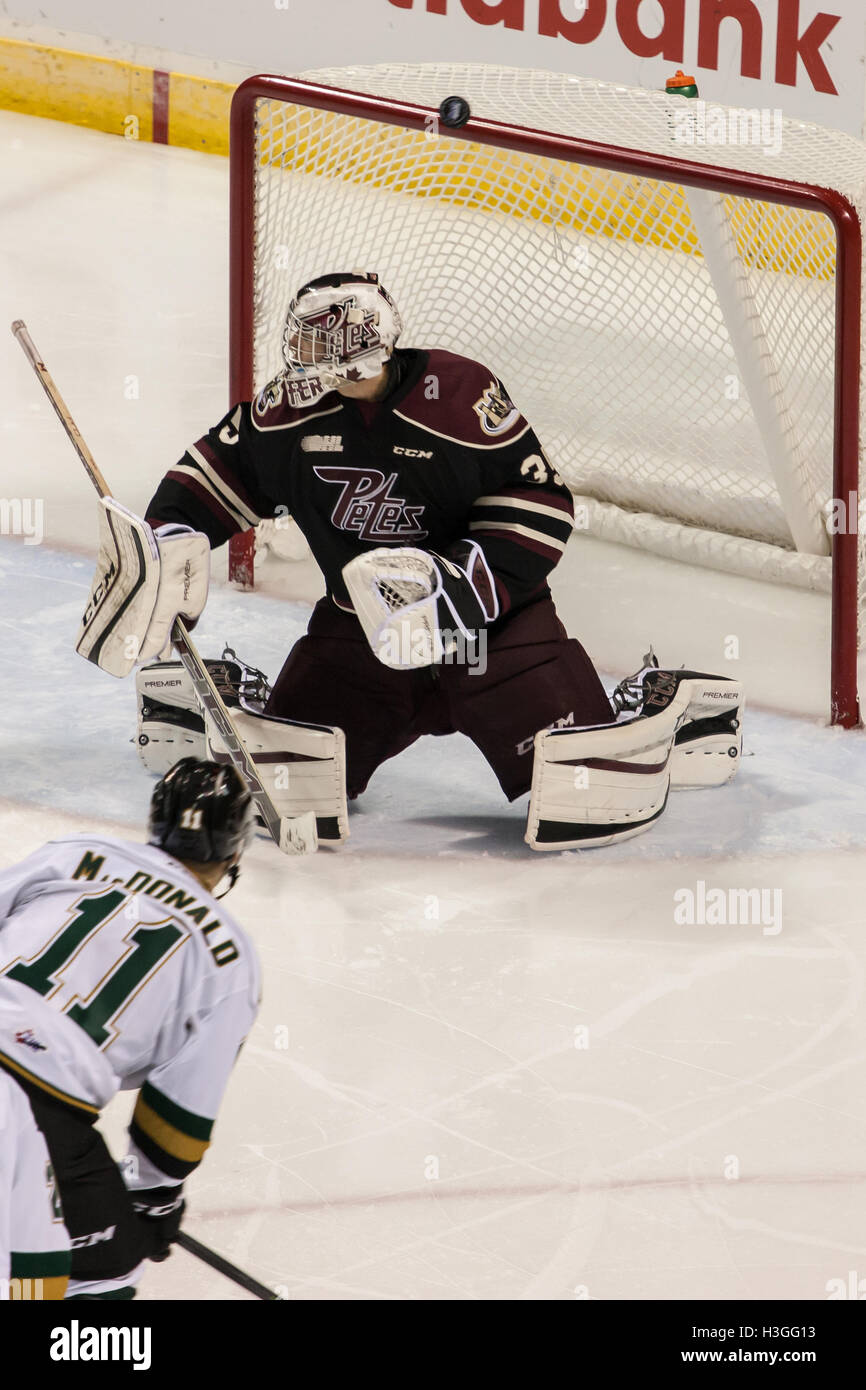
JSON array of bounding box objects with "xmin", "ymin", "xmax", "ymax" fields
[{"xmin": 148, "ymin": 758, "xmax": 253, "ymax": 866}]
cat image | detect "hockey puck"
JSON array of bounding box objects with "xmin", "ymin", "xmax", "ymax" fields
[{"xmin": 439, "ymin": 95, "xmax": 471, "ymax": 129}]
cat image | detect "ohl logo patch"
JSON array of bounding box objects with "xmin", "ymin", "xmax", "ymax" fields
[{"xmin": 314, "ymin": 466, "xmax": 427, "ymax": 541}]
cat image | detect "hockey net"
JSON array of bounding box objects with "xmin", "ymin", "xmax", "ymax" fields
[{"xmin": 228, "ymin": 64, "xmax": 866, "ymax": 725}]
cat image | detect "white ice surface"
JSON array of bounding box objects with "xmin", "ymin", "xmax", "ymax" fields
[{"xmin": 1, "ymin": 112, "xmax": 865, "ymax": 1300}]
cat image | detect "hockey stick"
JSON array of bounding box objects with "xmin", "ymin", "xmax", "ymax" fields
[
  {"xmin": 174, "ymin": 1231, "xmax": 281, "ymax": 1301},
  {"xmin": 11, "ymin": 319, "xmax": 317, "ymax": 856}
]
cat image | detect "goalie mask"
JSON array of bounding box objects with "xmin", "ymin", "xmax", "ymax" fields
[{"xmin": 281, "ymin": 271, "xmax": 402, "ymax": 390}]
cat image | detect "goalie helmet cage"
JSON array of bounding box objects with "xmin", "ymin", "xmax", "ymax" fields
[{"xmin": 227, "ymin": 66, "xmax": 865, "ymax": 727}]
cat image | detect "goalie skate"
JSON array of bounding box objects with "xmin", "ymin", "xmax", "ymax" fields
[
  {"xmin": 136, "ymin": 650, "xmax": 269, "ymax": 774},
  {"xmin": 136, "ymin": 650, "xmax": 348, "ymax": 845},
  {"xmin": 611, "ymin": 653, "xmax": 743, "ymax": 788}
]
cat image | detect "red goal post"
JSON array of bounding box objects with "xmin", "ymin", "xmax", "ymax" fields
[{"xmin": 228, "ymin": 67, "xmax": 864, "ymax": 727}]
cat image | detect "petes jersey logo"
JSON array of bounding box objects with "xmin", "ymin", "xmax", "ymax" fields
[
  {"xmin": 474, "ymin": 378, "xmax": 521, "ymax": 436},
  {"xmin": 314, "ymin": 466, "xmax": 427, "ymax": 541}
]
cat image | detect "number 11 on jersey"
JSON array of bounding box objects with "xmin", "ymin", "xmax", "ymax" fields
[{"xmin": 5, "ymin": 889, "xmax": 184, "ymax": 1047}]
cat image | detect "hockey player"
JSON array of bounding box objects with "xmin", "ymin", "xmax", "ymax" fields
[
  {"xmin": 0, "ymin": 758, "xmax": 259, "ymax": 1299},
  {"xmin": 90, "ymin": 271, "xmax": 740, "ymax": 849},
  {"xmin": 0, "ymin": 1070, "xmax": 70, "ymax": 1300}
]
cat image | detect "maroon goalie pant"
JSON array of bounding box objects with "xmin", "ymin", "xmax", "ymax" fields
[{"xmin": 264, "ymin": 595, "xmax": 613, "ymax": 802}]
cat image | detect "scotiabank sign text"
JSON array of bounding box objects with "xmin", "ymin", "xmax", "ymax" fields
[{"xmin": 387, "ymin": 1, "xmax": 841, "ymax": 94}]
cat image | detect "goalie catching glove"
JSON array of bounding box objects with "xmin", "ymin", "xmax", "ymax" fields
[
  {"xmin": 76, "ymin": 497, "xmax": 209, "ymax": 677},
  {"xmin": 342, "ymin": 539, "xmax": 499, "ymax": 670}
]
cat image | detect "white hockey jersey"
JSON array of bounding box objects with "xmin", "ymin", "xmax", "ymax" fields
[
  {"xmin": 0, "ymin": 835, "xmax": 261, "ymax": 1189},
  {"xmin": 0, "ymin": 1070, "xmax": 70, "ymax": 1298}
]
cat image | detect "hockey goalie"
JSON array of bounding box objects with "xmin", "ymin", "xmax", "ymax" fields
[{"xmin": 133, "ymin": 270, "xmax": 742, "ymax": 850}]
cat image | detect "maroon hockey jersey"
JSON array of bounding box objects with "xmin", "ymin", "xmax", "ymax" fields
[{"xmin": 146, "ymin": 349, "xmax": 575, "ymax": 617}]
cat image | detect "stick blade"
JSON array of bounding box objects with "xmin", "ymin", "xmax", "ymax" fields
[{"xmin": 279, "ymin": 811, "xmax": 318, "ymax": 856}]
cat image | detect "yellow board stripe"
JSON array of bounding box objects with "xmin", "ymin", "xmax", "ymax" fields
[
  {"xmin": 168, "ymin": 70, "xmax": 233, "ymax": 155},
  {"xmin": 268, "ymin": 107, "xmax": 835, "ymax": 281},
  {"xmin": 0, "ymin": 35, "xmax": 233, "ymax": 154},
  {"xmin": 0, "ymin": 36, "xmax": 156, "ymax": 140},
  {"xmin": 132, "ymin": 1094, "xmax": 210, "ymax": 1164}
]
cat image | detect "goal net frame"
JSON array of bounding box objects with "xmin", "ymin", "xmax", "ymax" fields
[{"xmin": 227, "ymin": 70, "xmax": 862, "ymax": 728}]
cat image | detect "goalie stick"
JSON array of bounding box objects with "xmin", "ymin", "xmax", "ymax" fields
[{"xmin": 11, "ymin": 318, "xmax": 317, "ymax": 857}]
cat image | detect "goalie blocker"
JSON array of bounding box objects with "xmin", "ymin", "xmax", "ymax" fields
[
  {"xmin": 76, "ymin": 498, "xmax": 209, "ymax": 677},
  {"xmin": 526, "ymin": 664, "xmax": 743, "ymax": 850},
  {"xmin": 136, "ymin": 652, "xmax": 348, "ymax": 846}
]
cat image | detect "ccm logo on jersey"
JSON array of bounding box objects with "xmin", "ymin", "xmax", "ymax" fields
[
  {"xmin": 474, "ymin": 379, "xmax": 521, "ymax": 436},
  {"xmin": 301, "ymin": 435, "xmax": 344, "ymax": 452},
  {"xmin": 393, "ymin": 446, "xmax": 433, "ymax": 459}
]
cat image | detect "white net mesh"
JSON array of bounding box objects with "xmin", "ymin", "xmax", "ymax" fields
[{"xmin": 246, "ymin": 63, "xmax": 866, "ymax": 607}]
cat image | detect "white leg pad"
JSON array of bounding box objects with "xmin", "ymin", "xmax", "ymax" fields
[
  {"xmin": 206, "ymin": 709, "xmax": 349, "ymax": 846},
  {"xmin": 526, "ymin": 684, "xmax": 692, "ymax": 850},
  {"xmin": 136, "ymin": 657, "xmax": 349, "ymax": 845}
]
